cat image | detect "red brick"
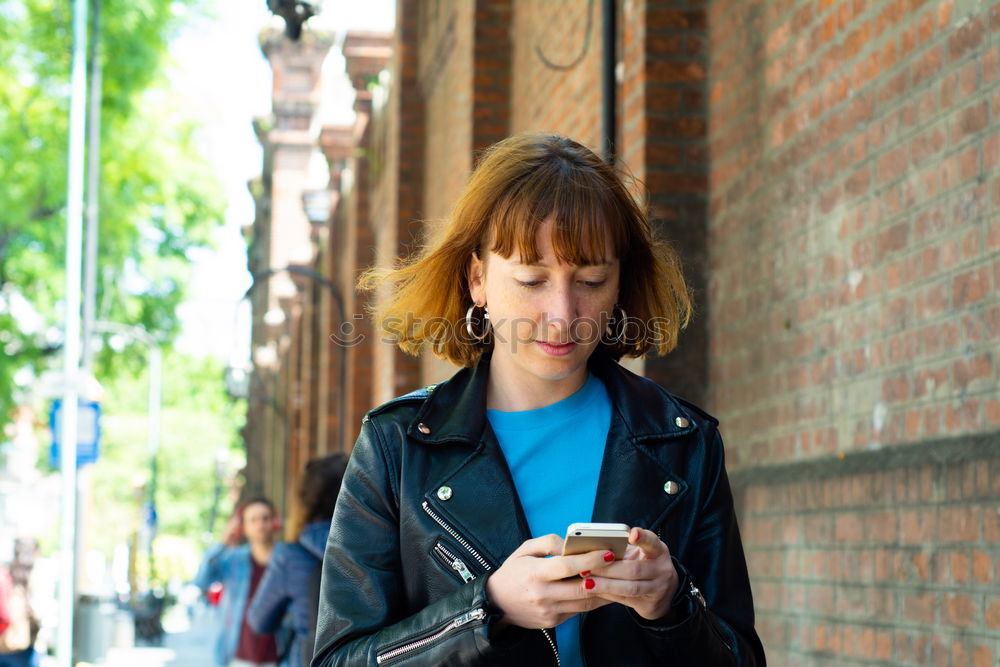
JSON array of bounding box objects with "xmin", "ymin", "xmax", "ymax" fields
[
  {"xmin": 913, "ymin": 44, "xmax": 943, "ymax": 85},
  {"xmin": 949, "ymin": 15, "xmax": 985, "ymax": 61},
  {"xmin": 986, "ymin": 399, "xmax": 1000, "ymax": 426},
  {"xmin": 951, "ymin": 550, "xmax": 971, "ymax": 582},
  {"xmin": 901, "ymin": 509, "xmax": 937, "ymax": 543},
  {"xmin": 952, "ymin": 641, "xmax": 968, "ymax": 667},
  {"xmin": 973, "ymin": 551, "xmax": 992, "ymax": 583},
  {"xmin": 986, "ymin": 46, "xmax": 999, "ymax": 83},
  {"xmin": 938, "ymin": 0, "xmax": 954, "ymax": 30},
  {"xmin": 952, "ymin": 102, "xmax": 989, "ymax": 142},
  {"xmin": 987, "ymin": 597, "xmax": 1000, "ymax": 628},
  {"xmin": 646, "ymin": 61, "xmax": 706, "ymax": 84},
  {"xmin": 958, "ymin": 59, "xmax": 978, "ymax": 96},
  {"xmin": 973, "ymin": 645, "xmax": 993, "ymax": 667},
  {"xmin": 881, "ymin": 373, "xmax": 911, "ymax": 402},
  {"xmin": 986, "ymin": 507, "xmax": 1000, "ymax": 542},
  {"xmin": 945, "ymin": 594, "xmax": 976, "ymax": 627},
  {"xmin": 904, "ymin": 592, "xmax": 937, "ymax": 623},
  {"xmin": 911, "ymin": 551, "xmax": 931, "ymax": 581},
  {"xmin": 986, "ymin": 133, "xmax": 1000, "ymax": 172},
  {"xmin": 932, "ymin": 635, "xmax": 949, "ymax": 665},
  {"xmin": 940, "ymin": 506, "xmax": 980, "ymax": 542},
  {"xmin": 953, "ymin": 354, "xmax": 993, "ymax": 390},
  {"xmin": 952, "ymin": 268, "xmax": 990, "ymax": 306}
]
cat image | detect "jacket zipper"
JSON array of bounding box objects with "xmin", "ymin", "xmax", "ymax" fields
[
  {"xmin": 432, "ymin": 542, "xmax": 475, "ymax": 583},
  {"xmin": 375, "ymin": 608, "xmax": 486, "ymax": 664},
  {"xmin": 421, "ymin": 501, "xmax": 493, "ymax": 573},
  {"xmin": 542, "ymin": 627, "xmax": 561, "ymax": 666},
  {"xmin": 421, "ymin": 501, "xmax": 559, "ymax": 666}
]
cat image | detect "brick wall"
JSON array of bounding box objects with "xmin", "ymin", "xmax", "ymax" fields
[
  {"xmin": 709, "ymin": 0, "xmax": 1000, "ymax": 663},
  {"xmin": 510, "ymin": 0, "xmax": 603, "ymax": 146},
  {"xmin": 621, "ymin": 0, "xmax": 712, "ymax": 404},
  {"xmin": 369, "ymin": 2, "xmax": 425, "ymax": 407}
]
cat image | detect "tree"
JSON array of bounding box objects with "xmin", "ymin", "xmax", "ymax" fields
[
  {"xmin": 0, "ymin": 0, "xmax": 225, "ymax": 427},
  {"xmin": 87, "ymin": 351, "xmax": 245, "ymax": 585}
]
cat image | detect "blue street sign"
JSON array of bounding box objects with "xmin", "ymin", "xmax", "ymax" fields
[
  {"xmin": 142, "ymin": 501, "xmax": 158, "ymax": 529},
  {"xmin": 49, "ymin": 399, "xmax": 101, "ymax": 467}
]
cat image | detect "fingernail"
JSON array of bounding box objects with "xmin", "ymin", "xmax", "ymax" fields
[
  {"xmin": 580, "ymin": 570, "xmax": 591, "ymax": 577},
  {"xmin": 603, "ymin": 551, "xmax": 615, "ymax": 562},
  {"xmin": 583, "ymin": 578, "xmax": 596, "ymax": 590}
]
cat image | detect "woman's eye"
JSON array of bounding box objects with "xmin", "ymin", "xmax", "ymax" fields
[
  {"xmin": 516, "ymin": 280, "xmax": 542, "ymax": 288},
  {"xmin": 582, "ymin": 280, "xmax": 606, "ymax": 288}
]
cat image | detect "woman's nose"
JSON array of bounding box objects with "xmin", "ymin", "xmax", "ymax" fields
[{"xmin": 543, "ymin": 287, "xmax": 577, "ymax": 336}]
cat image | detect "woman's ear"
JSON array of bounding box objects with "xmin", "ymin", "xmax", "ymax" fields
[{"xmin": 467, "ymin": 252, "xmax": 485, "ymax": 304}]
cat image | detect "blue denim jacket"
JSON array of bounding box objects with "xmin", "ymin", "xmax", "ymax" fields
[
  {"xmin": 247, "ymin": 521, "xmax": 330, "ymax": 667},
  {"xmin": 193, "ymin": 543, "xmax": 254, "ymax": 666}
]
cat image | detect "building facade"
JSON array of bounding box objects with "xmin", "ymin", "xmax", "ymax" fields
[{"xmin": 247, "ymin": 1, "xmax": 1000, "ymax": 663}]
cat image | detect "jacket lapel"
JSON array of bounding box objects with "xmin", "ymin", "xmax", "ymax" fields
[
  {"xmin": 589, "ymin": 412, "xmax": 689, "ymax": 531},
  {"xmin": 588, "ymin": 351, "xmax": 694, "ymax": 531},
  {"xmin": 420, "ymin": 424, "xmax": 533, "ymax": 568}
]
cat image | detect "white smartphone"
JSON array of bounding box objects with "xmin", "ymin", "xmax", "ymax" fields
[{"xmin": 561, "ymin": 522, "xmax": 631, "ymax": 560}]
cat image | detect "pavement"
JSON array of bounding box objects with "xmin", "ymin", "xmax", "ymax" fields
[{"xmin": 40, "ymin": 603, "xmax": 217, "ymax": 667}]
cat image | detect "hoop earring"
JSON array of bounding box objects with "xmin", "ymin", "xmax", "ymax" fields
[
  {"xmin": 606, "ymin": 304, "xmax": 627, "ymax": 345},
  {"xmin": 465, "ymin": 303, "xmax": 491, "ymax": 342}
]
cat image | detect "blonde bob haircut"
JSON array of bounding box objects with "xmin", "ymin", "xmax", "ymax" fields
[{"xmin": 359, "ymin": 133, "xmax": 692, "ymax": 367}]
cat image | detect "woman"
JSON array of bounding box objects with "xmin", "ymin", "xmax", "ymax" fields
[
  {"xmin": 248, "ymin": 454, "xmax": 348, "ymax": 667},
  {"xmin": 312, "ymin": 134, "xmax": 765, "ymax": 666}
]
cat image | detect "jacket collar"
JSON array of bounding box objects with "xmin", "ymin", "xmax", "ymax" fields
[{"xmin": 406, "ymin": 348, "xmax": 699, "ymax": 445}]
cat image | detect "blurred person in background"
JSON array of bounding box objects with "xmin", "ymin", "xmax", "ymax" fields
[
  {"xmin": 195, "ymin": 498, "xmax": 288, "ymax": 667},
  {"xmin": 248, "ymin": 454, "xmax": 348, "ymax": 667},
  {"xmin": 0, "ymin": 540, "xmax": 40, "ymax": 667}
]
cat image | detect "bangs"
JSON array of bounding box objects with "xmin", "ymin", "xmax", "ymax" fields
[{"xmin": 486, "ymin": 157, "xmax": 631, "ymax": 266}]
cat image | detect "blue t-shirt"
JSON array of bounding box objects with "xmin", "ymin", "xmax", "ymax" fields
[{"xmin": 486, "ymin": 372, "xmax": 611, "ymax": 667}]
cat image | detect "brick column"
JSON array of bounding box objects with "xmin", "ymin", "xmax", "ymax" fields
[{"xmin": 620, "ymin": 0, "xmax": 709, "ymax": 406}]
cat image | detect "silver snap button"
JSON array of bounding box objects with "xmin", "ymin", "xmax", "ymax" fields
[
  {"xmin": 664, "ymin": 481, "xmax": 679, "ymax": 495},
  {"xmin": 674, "ymin": 416, "xmax": 690, "ymax": 428},
  {"xmin": 437, "ymin": 486, "xmax": 453, "ymax": 501},
  {"xmin": 418, "ymin": 422, "xmax": 431, "ymax": 434}
]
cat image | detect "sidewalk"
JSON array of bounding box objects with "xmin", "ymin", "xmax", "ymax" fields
[{"xmin": 41, "ymin": 603, "xmax": 217, "ymax": 667}]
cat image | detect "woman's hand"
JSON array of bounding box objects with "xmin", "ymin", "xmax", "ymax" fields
[
  {"xmin": 221, "ymin": 512, "xmax": 243, "ymax": 547},
  {"xmin": 585, "ymin": 527, "xmax": 679, "ymax": 621},
  {"xmin": 485, "ymin": 534, "xmax": 614, "ymax": 629}
]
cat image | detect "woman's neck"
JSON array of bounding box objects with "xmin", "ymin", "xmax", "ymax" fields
[
  {"xmin": 485, "ymin": 356, "xmax": 588, "ymax": 412},
  {"xmin": 249, "ymin": 540, "xmax": 273, "ymax": 565}
]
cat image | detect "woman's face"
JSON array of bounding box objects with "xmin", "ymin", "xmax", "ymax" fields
[
  {"xmin": 242, "ymin": 501, "xmax": 276, "ymax": 545},
  {"xmin": 468, "ymin": 218, "xmax": 620, "ymax": 391}
]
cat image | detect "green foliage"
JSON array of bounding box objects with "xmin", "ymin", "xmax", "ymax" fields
[
  {"xmin": 0, "ymin": 0, "xmax": 225, "ymax": 424},
  {"xmin": 87, "ymin": 351, "xmax": 244, "ymax": 583}
]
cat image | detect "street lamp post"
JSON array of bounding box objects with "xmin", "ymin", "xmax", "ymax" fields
[
  {"xmin": 91, "ymin": 322, "xmax": 162, "ymax": 586},
  {"xmin": 266, "ymin": 0, "xmax": 322, "ymax": 41},
  {"xmin": 244, "ymin": 264, "xmax": 348, "ymax": 453}
]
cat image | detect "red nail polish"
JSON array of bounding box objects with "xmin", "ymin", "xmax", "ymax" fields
[
  {"xmin": 580, "ymin": 570, "xmax": 591, "ymax": 577},
  {"xmin": 603, "ymin": 551, "xmax": 615, "ymax": 562},
  {"xmin": 584, "ymin": 578, "xmax": 596, "ymax": 590}
]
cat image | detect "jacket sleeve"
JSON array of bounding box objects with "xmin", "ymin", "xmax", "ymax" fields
[
  {"xmin": 193, "ymin": 543, "xmax": 228, "ymax": 593},
  {"xmin": 311, "ymin": 419, "xmax": 509, "ymax": 667},
  {"xmin": 247, "ymin": 546, "xmax": 292, "ymax": 635},
  {"xmin": 630, "ymin": 428, "xmax": 766, "ymax": 666}
]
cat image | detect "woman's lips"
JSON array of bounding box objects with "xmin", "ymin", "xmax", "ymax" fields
[{"xmin": 536, "ymin": 341, "xmax": 576, "ymax": 357}]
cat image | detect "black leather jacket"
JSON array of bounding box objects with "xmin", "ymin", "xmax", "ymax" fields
[{"xmin": 313, "ymin": 350, "xmax": 766, "ymax": 666}]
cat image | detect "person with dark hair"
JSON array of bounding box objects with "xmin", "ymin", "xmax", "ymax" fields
[
  {"xmin": 248, "ymin": 455, "xmax": 348, "ymax": 667},
  {"xmin": 311, "ymin": 133, "xmax": 765, "ymax": 665},
  {"xmin": 195, "ymin": 497, "xmax": 287, "ymax": 667}
]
